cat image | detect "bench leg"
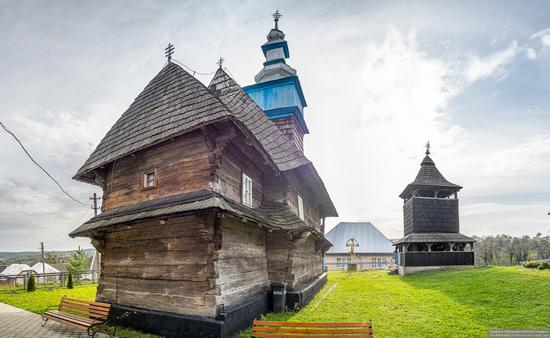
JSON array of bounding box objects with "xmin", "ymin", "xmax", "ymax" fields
[
  {"xmin": 41, "ymin": 318, "xmax": 48, "ymax": 327},
  {"xmin": 87, "ymin": 326, "xmax": 96, "ymax": 337}
]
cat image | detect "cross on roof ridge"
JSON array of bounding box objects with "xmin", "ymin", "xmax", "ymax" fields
[
  {"xmin": 165, "ymin": 43, "xmax": 175, "ymax": 63},
  {"xmin": 217, "ymin": 57, "xmax": 225, "ymax": 69}
]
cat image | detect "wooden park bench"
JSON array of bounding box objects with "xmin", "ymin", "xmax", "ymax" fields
[
  {"xmin": 252, "ymin": 320, "xmax": 373, "ymax": 337},
  {"xmin": 42, "ymin": 296, "xmax": 116, "ymax": 337}
]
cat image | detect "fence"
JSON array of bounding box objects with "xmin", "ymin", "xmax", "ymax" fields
[
  {"xmin": 0, "ymin": 270, "xmax": 99, "ymax": 292},
  {"xmin": 398, "ymin": 251, "xmax": 474, "ymax": 267}
]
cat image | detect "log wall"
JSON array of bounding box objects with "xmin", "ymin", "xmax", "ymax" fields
[
  {"xmin": 290, "ymin": 236, "xmax": 323, "ymax": 289},
  {"xmin": 215, "ymin": 143, "xmax": 265, "ymax": 208},
  {"xmin": 214, "ymin": 216, "xmax": 269, "ymax": 309},
  {"xmin": 102, "ymin": 130, "xmax": 212, "ymax": 210},
  {"xmin": 96, "ymin": 214, "xmax": 218, "ymax": 317},
  {"xmin": 265, "ymin": 231, "xmax": 322, "ymax": 290},
  {"xmin": 287, "ymin": 174, "xmax": 321, "ymax": 232}
]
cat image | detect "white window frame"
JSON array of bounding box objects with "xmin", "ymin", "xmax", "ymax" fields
[
  {"xmin": 144, "ymin": 172, "xmax": 155, "ymax": 187},
  {"xmin": 142, "ymin": 168, "xmax": 158, "ymax": 189},
  {"xmin": 242, "ymin": 173, "xmax": 253, "ymax": 207},
  {"xmin": 297, "ymin": 194, "xmax": 304, "ymax": 221},
  {"xmin": 336, "ymin": 258, "xmax": 342, "ymax": 268}
]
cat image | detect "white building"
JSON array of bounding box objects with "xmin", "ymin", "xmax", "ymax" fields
[{"xmin": 325, "ymin": 222, "xmax": 395, "ymax": 270}]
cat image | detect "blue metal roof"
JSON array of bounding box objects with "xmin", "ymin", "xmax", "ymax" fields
[{"xmin": 325, "ymin": 222, "xmax": 394, "ymax": 254}]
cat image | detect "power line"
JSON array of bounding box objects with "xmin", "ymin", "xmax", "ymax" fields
[
  {"xmin": 0, "ymin": 121, "xmax": 88, "ymax": 207},
  {"xmin": 172, "ymin": 59, "xmax": 217, "ymax": 76}
]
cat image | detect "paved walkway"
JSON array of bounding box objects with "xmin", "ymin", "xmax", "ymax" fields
[{"xmin": 0, "ymin": 302, "xmax": 109, "ymax": 338}]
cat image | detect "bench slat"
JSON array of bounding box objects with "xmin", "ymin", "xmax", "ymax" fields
[
  {"xmin": 252, "ymin": 335, "xmax": 373, "ymax": 338},
  {"xmin": 58, "ymin": 306, "xmax": 109, "ymax": 319},
  {"xmin": 45, "ymin": 316, "xmax": 89, "ymax": 331},
  {"xmin": 45, "ymin": 310, "xmax": 95, "ymax": 324},
  {"xmin": 252, "ymin": 320, "xmax": 373, "ymax": 338},
  {"xmin": 253, "ymin": 327, "xmax": 373, "ymax": 334},
  {"xmin": 62, "ymin": 297, "xmax": 111, "ymax": 309},
  {"xmin": 59, "ymin": 303, "xmax": 110, "ymax": 316},
  {"xmin": 253, "ymin": 320, "xmax": 372, "ymax": 328},
  {"xmin": 44, "ymin": 312, "xmax": 94, "ymax": 328}
]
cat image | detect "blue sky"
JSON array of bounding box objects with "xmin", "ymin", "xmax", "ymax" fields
[{"xmin": 1, "ymin": 0, "xmax": 550, "ymax": 251}]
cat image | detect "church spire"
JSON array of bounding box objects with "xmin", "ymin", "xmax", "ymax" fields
[{"xmin": 243, "ymin": 10, "xmax": 310, "ymax": 151}]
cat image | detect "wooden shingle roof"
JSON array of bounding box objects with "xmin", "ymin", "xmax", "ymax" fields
[
  {"xmin": 400, "ymin": 155, "xmax": 462, "ymax": 199},
  {"xmin": 69, "ymin": 189, "xmax": 317, "ymax": 237},
  {"xmin": 393, "ymin": 232, "xmax": 475, "ymax": 244},
  {"xmin": 74, "ymin": 63, "xmax": 233, "ymax": 182}
]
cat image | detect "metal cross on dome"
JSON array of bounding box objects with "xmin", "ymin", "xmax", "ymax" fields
[
  {"xmin": 425, "ymin": 141, "xmax": 431, "ymax": 155},
  {"xmin": 272, "ymin": 9, "xmax": 282, "ymax": 29},
  {"xmin": 165, "ymin": 43, "xmax": 175, "ymax": 63},
  {"xmin": 217, "ymin": 57, "xmax": 225, "ymax": 69}
]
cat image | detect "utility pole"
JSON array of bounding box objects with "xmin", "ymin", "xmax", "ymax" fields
[
  {"xmin": 90, "ymin": 193, "xmax": 101, "ymax": 216},
  {"xmin": 40, "ymin": 242, "xmax": 45, "ymax": 283}
]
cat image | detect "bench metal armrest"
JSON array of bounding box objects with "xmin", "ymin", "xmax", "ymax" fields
[{"xmin": 42, "ymin": 305, "xmax": 58, "ymax": 313}]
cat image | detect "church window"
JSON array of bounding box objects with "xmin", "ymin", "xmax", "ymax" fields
[
  {"xmin": 142, "ymin": 169, "xmax": 158, "ymax": 189},
  {"xmin": 242, "ymin": 173, "xmax": 253, "ymax": 207},
  {"xmin": 298, "ymin": 194, "xmax": 304, "ymax": 220}
]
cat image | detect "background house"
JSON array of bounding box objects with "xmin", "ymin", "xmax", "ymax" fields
[
  {"xmin": 325, "ymin": 222, "xmax": 395, "ymax": 270},
  {"xmin": 0, "ymin": 263, "xmax": 34, "ymax": 286}
]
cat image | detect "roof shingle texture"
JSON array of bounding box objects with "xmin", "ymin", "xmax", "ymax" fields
[
  {"xmin": 400, "ymin": 155, "xmax": 462, "ymax": 198},
  {"xmin": 69, "ymin": 190, "xmax": 315, "ymax": 237},
  {"xmin": 75, "ymin": 64, "xmax": 309, "ymax": 180},
  {"xmin": 393, "ymin": 232, "xmax": 475, "ymax": 244}
]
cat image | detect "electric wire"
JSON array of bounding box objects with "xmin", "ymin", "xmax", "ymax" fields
[
  {"xmin": 0, "ymin": 121, "xmax": 88, "ymax": 207},
  {"xmin": 172, "ymin": 59, "xmax": 217, "ymax": 76}
]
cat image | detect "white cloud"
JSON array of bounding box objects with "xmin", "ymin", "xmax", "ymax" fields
[
  {"xmin": 320, "ymin": 28, "xmax": 467, "ymax": 237},
  {"xmin": 465, "ymin": 40, "xmax": 519, "ymax": 83},
  {"xmin": 530, "ymin": 27, "xmax": 550, "ymax": 47},
  {"xmin": 525, "ymin": 48, "xmax": 537, "ymax": 60}
]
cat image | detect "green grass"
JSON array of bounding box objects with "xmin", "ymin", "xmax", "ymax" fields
[
  {"xmin": 238, "ymin": 267, "xmax": 550, "ymax": 337},
  {"xmin": 0, "ymin": 285, "xmax": 158, "ymax": 338}
]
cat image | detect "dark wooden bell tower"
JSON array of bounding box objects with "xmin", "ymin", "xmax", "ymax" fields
[{"xmin": 394, "ymin": 144, "xmax": 475, "ymax": 275}]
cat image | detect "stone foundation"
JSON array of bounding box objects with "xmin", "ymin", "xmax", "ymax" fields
[{"xmin": 399, "ymin": 265, "xmax": 474, "ymax": 276}]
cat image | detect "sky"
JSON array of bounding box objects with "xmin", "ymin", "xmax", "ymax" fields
[{"xmin": 1, "ymin": 0, "xmax": 550, "ymax": 252}]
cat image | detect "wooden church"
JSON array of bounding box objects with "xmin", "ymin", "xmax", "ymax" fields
[
  {"xmin": 70, "ymin": 13, "xmax": 337, "ymax": 337},
  {"xmin": 394, "ymin": 144, "xmax": 475, "ymax": 275}
]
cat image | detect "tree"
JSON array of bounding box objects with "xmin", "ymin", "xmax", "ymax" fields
[
  {"xmin": 45, "ymin": 251, "xmax": 59, "ymax": 264},
  {"xmin": 67, "ymin": 270, "xmax": 74, "ymax": 289},
  {"xmin": 27, "ymin": 273, "xmax": 36, "ymax": 292},
  {"xmin": 535, "ymin": 238, "xmax": 550, "ymax": 259},
  {"xmin": 68, "ymin": 247, "xmax": 89, "ymax": 273},
  {"xmin": 478, "ymin": 236, "xmax": 497, "ymax": 264}
]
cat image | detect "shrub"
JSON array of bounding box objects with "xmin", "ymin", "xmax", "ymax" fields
[
  {"xmin": 538, "ymin": 262, "xmax": 550, "ymax": 270},
  {"xmin": 27, "ymin": 274, "xmax": 36, "ymax": 292},
  {"xmin": 67, "ymin": 270, "xmax": 74, "ymax": 289},
  {"xmin": 523, "ymin": 261, "xmax": 541, "ymax": 268}
]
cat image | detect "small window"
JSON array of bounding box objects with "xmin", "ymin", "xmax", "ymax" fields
[
  {"xmin": 142, "ymin": 169, "xmax": 158, "ymax": 189},
  {"xmin": 297, "ymin": 195, "xmax": 304, "ymax": 221},
  {"xmin": 336, "ymin": 258, "xmax": 342, "ymax": 268},
  {"xmin": 242, "ymin": 173, "xmax": 253, "ymax": 207}
]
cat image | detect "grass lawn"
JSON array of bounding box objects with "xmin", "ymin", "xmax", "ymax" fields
[
  {"xmin": 238, "ymin": 266, "xmax": 550, "ymax": 337},
  {"xmin": 0, "ymin": 284, "xmax": 158, "ymax": 338}
]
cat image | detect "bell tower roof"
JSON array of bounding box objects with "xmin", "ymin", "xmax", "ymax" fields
[{"xmin": 399, "ymin": 145, "xmax": 462, "ymax": 199}]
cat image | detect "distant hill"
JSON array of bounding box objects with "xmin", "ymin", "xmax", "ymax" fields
[{"xmin": 0, "ymin": 248, "xmax": 95, "ymax": 260}]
